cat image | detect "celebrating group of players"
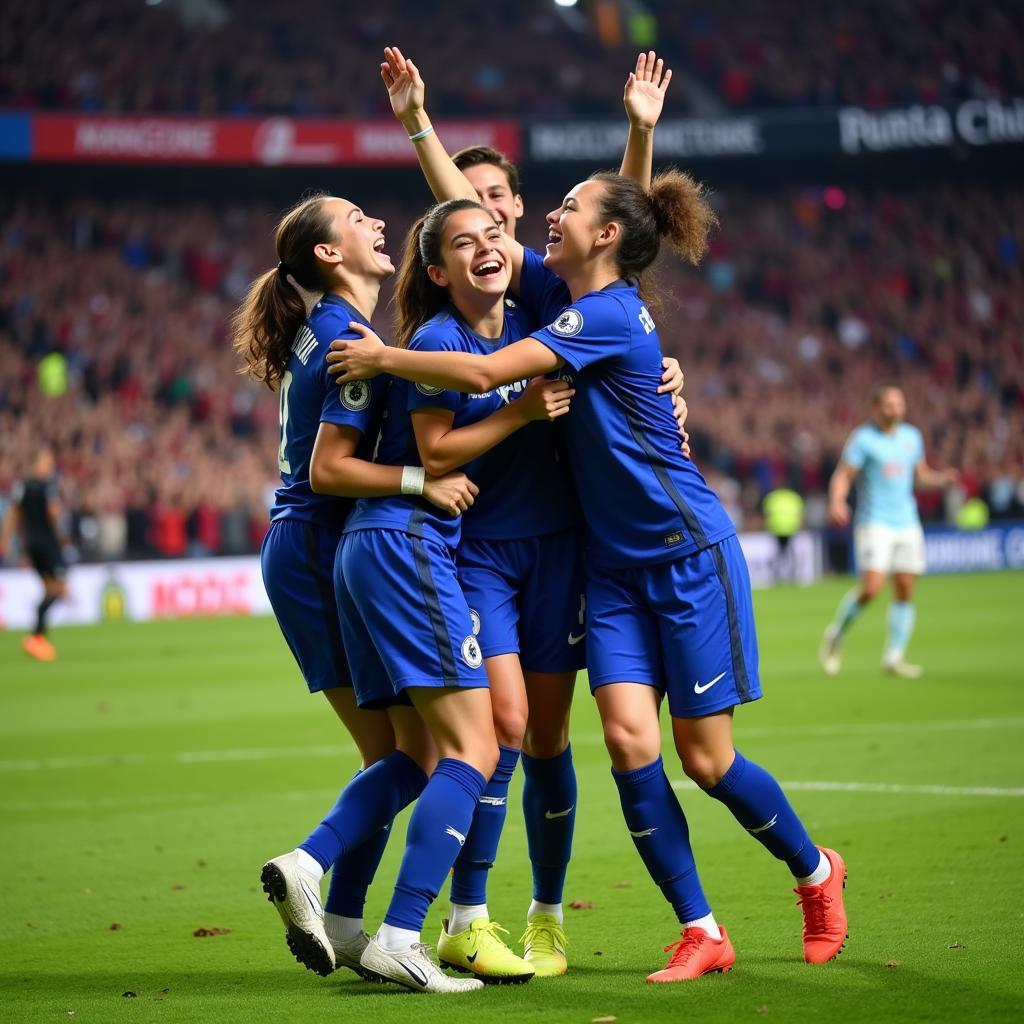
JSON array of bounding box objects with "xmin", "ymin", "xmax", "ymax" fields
[{"xmin": 232, "ymin": 48, "xmax": 849, "ymax": 994}]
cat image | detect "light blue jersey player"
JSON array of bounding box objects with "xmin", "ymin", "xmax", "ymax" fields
[
  {"xmin": 232, "ymin": 193, "xmax": 476, "ymax": 989},
  {"xmin": 821, "ymin": 384, "xmax": 958, "ymax": 678},
  {"xmin": 330, "ymin": 169, "xmax": 850, "ymax": 981}
]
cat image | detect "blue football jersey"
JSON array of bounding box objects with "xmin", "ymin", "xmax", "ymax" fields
[
  {"xmin": 841, "ymin": 422, "xmax": 924, "ymax": 527},
  {"xmin": 269, "ymin": 294, "xmax": 388, "ymax": 527},
  {"xmin": 527, "ymin": 278, "xmax": 736, "ymax": 568},
  {"xmin": 344, "ymin": 302, "xmax": 574, "ymax": 548}
]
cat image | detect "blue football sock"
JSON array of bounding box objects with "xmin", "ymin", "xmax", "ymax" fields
[
  {"xmin": 612, "ymin": 757, "xmax": 710, "ymax": 923},
  {"xmin": 384, "ymin": 758, "xmax": 487, "ymax": 931},
  {"xmin": 324, "ymin": 820, "xmax": 393, "ymax": 919},
  {"xmin": 705, "ymin": 750, "xmax": 819, "ymax": 878},
  {"xmin": 450, "ymin": 745, "xmax": 519, "ymax": 905},
  {"xmin": 833, "ymin": 588, "xmax": 863, "ymax": 638},
  {"xmin": 885, "ymin": 601, "xmax": 916, "ymax": 657},
  {"xmin": 522, "ymin": 744, "xmax": 577, "ymax": 905},
  {"xmin": 299, "ymin": 750, "xmax": 427, "ymax": 873}
]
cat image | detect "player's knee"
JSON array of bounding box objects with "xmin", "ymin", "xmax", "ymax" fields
[
  {"xmin": 602, "ymin": 718, "xmax": 658, "ymax": 771},
  {"xmin": 523, "ymin": 720, "xmax": 569, "ymax": 760},
  {"xmin": 493, "ymin": 705, "xmax": 528, "ymax": 750},
  {"xmin": 679, "ymin": 749, "xmax": 728, "ymax": 789}
]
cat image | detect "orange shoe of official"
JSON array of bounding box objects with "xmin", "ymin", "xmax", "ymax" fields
[
  {"xmin": 22, "ymin": 634, "xmax": 56, "ymax": 662},
  {"xmin": 646, "ymin": 926, "xmax": 735, "ymax": 983},
  {"xmin": 795, "ymin": 847, "xmax": 847, "ymax": 963}
]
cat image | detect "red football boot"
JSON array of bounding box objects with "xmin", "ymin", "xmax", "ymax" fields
[
  {"xmin": 646, "ymin": 926, "xmax": 735, "ymax": 983},
  {"xmin": 795, "ymin": 846, "xmax": 848, "ymax": 963}
]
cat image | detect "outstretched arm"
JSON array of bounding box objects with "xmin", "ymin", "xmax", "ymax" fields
[
  {"xmin": 619, "ymin": 51, "xmax": 672, "ymax": 190},
  {"xmin": 328, "ymin": 324, "xmax": 563, "ymax": 394},
  {"xmin": 382, "ymin": 46, "xmax": 478, "ymax": 205}
]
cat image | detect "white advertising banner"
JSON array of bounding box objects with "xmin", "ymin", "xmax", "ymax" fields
[
  {"xmin": 0, "ymin": 556, "xmax": 271, "ymax": 631},
  {"xmin": 0, "ymin": 532, "xmax": 821, "ymax": 631}
]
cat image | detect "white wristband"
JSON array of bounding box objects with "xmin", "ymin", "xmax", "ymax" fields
[
  {"xmin": 401, "ymin": 466, "xmax": 426, "ymax": 496},
  {"xmin": 408, "ymin": 125, "xmax": 434, "ymax": 142}
]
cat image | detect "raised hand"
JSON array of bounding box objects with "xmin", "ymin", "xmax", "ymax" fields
[
  {"xmin": 381, "ymin": 45, "xmax": 425, "ymax": 127},
  {"xmin": 624, "ymin": 50, "xmax": 672, "ymax": 131},
  {"xmin": 423, "ymin": 472, "xmax": 480, "ymax": 517},
  {"xmin": 327, "ymin": 323, "xmax": 387, "ymax": 381}
]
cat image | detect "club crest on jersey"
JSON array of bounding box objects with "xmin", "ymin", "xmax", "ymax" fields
[
  {"xmin": 469, "ymin": 609, "xmax": 481, "ymax": 636},
  {"xmin": 552, "ymin": 308, "xmax": 584, "ymax": 337},
  {"xmin": 462, "ymin": 634, "xmax": 483, "ymax": 668},
  {"xmin": 416, "ymin": 381, "xmax": 445, "ymax": 396},
  {"xmin": 341, "ymin": 380, "xmax": 371, "ymax": 411}
]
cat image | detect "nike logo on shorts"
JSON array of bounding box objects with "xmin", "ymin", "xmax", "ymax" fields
[
  {"xmin": 694, "ymin": 671, "xmax": 727, "ymax": 695},
  {"xmin": 567, "ymin": 631, "xmax": 585, "ymax": 646},
  {"xmin": 545, "ymin": 806, "xmax": 574, "ymax": 819}
]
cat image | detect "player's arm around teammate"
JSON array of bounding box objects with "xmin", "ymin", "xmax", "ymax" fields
[
  {"xmin": 232, "ymin": 194, "xmax": 476, "ymax": 982},
  {"xmin": 331, "ymin": 169, "xmax": 850, "ymax": 982}
]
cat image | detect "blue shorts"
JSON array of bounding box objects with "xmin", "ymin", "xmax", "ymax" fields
[
  {"xmin": 260, "ymin": 519, "xmax": 351, "ymax": 693},
  {"xmin": 457, "ymin": 529, "xmax": 586, "ymax": 674},
  {"xmin": 586, "ymin": 535, "xmax": 761, "ymax": 718},
  {"xmin": 336, "ymin": 528, "xmax": 490, "ymax": 709}
]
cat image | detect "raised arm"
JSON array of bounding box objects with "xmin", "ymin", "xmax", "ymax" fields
[
  {"xmin": 382, "ymin": 46, "xmax": 478, "ymax": 205},
  {"xmin": 619, "ymin": 51, "xmax": 672, "ymax": 190},
  {"xmin": 310, "ymin": 422, "xmax": 479, "ymax": 516},
  {"xmin": 328, "ymin": 324, "xmax": 563, "ymax": 393}
]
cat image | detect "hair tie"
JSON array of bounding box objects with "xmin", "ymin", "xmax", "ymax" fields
[{"xmin": 277, "ymin": 260, "xmax": 289, "ymax": 276}]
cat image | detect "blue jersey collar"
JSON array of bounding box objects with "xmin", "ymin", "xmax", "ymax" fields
[{"xmin": 317, "ymin": 292, "xmax": 372, "ymax": 327}]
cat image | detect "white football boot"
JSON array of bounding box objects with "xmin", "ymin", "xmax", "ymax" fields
[
  {"xmin": 260, "ymin": 851, "xmax": 335, "ymax": 976},
  {"xmin": 359, "ymin": 937, "xmax": 484, "ymax": 993},
  {"xmin": 818, "ymin": 625, "xmax": 842, "ymax": 676}
]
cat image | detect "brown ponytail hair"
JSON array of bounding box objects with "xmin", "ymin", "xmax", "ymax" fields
[
  {"xmin": 231, "ymin": 192, "xmax": 337, "ymax": 389},
  {"xmin": 393, "ymin": 198, "xmax": 489, "ymax": 347},
  {"xmin": 589, "ymin": 169, "xmax": 717, "ymax": 307}
]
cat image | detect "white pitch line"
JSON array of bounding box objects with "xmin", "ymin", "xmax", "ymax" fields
[
  {"xmin": 0, "ymin": 715, "xmax": 1021, "ymax": 774},
  {"xmin": 671, "ymin": 779, "xmax": 1024, "ymax": 798}
]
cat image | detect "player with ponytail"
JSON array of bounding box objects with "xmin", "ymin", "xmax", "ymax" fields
[
  {"xmin": 231, "ymin": 192, "xmax": 477, "ymax": 985},
  {"xmin": 329, "ymin": 160, "xmax": 849, "ymax": 983}
]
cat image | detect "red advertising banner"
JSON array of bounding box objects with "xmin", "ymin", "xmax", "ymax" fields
[{"xmin": 31, "ymin": 114, "xmax": 520, "ymax": 166}]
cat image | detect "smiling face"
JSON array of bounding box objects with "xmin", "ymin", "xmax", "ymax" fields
[
  {"xmin": 544, "ymin": 179, "xmax": 614, "ymax": 277},
  {"xmin": 316, "ymin": 196, "xmax": 393, "ymax": 282},
  {"xmin": 461, "ymin": 162, "xmax": 524, "ymax": 238},
  {"xmin": 426, "ymin": 207, "xmax": 511, "ymax": 305}
]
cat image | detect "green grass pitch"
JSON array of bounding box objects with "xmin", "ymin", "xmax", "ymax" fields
[{"xmin": 2, "ymin": 572, "xmax": 1022, "ymax": 1023}]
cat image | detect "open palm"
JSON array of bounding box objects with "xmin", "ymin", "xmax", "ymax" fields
[
  {"xmin": 624, "ymin": 50, "xmax": 672, "ymax": 131},
  {"xmin": 380, "ymin": 45, "xmax": 424, "ymax": 122}
]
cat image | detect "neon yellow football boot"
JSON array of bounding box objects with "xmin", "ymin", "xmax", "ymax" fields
[
  {"xmin": 520, "ymin": 913, "xmax": 568, "ymax": 977},
  {"xmin": 437, "ymin": 917, "xmax": 535, "ymax": 984}
]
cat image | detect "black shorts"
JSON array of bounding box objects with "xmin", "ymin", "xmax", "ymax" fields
[{"xmin": 28, "ymin": 540, "xmax": 66, "ymax": 581}]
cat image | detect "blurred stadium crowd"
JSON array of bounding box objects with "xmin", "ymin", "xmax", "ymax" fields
[
  {"xmin": 1, "ymin": 181, "xmax": 1020, "ymax": 560},
  {"xmin": 2, "ymin": 0, "xmax": 1019, "ymax": 117}
]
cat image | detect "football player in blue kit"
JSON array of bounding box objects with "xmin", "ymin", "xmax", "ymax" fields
[
  {"xmin": 375, "ymin": 45, "xmax": 687, "ymax": 977},
  {"xmin": 334, "ymin": 199, "xmax": 574, "ymax": 991},
  {"xmin": 231, "ymin": 193, "xmax": 477, "ymax": 980},
  {"xmin": 329, "ymin": 170, "xmax": 850, "ymax": 981}
]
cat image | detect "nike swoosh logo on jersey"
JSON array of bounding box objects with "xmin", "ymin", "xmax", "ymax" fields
[
  {"xmin": 545, "ymin": 806, "xmax": 574, "ymax": 819},
  {"xmin": 694, "ymin": 671, "xmax": 727, "ymax": 695},
  {"xmin": 567, "ymin": 632, "xmax": 586, "ymax": 646},
  {"xmin": 748, "ymin": 814, "xmax": 778, "ymax": 834},
  {"xmin": 399, "ymin": 959, "xmax": 428, "ymax": 987},
  {"xmin": 629, "ymin": 827, "xmax": 658, "ymax": 838}
]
